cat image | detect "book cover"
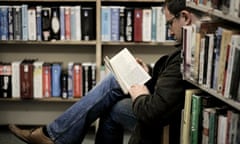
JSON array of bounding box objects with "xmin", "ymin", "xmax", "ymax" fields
[
  {"xmin": 64, "ymin": 6, "xmax": 71, "ymax": 40},
  {"xmin": 104, "ymin": 48, "xmax": 151, "ymax": 94},
  {"xmin": 0, "ymin": 63, "xmax": 12, "ymax": 98},
  {"xmin": 11, "ymin": 61, "xmax": 21, "ymax": 98},
  {"xmin": 33, "ymin": 61, "xmax": 44, "ymax": 98},
  {"xmin": 28, "ymin": 7, "xmax": 36, "ymax": 41},
  {"xmin": 42, "ymin": 63, "xmax": 52, "ymax": 98},
  {"xmin": 73, "ymin": 63, "xmax": 82, "ymax": 98},
  {"xmin": 101, "ymin": 6, "xmax": 111, "ymax": 41},
  {"xmin": 133, "ymin": 8, "xmax": 143, "ymax": 42},
  {"xmin": 142, "ymin": 8, "xmax": 152, "ymax": 42},
  {"xmin": 0, "ymin": 6, "xmax": 9, "ymax": 40},
  {"xmin": 8, "ymin": 6, "xmax": 14, "ymax": 40},
  {"xmin": 41, "ymin": 7, "xmax": 51, "ymax": 41},
  {"xmin": 50, "ymin": 7, "xmax": 60, "ymax": 41},
  {"xmin": 13, "ymin": 5, "xmax": 22, "ymax": 40},
  {"xmin": 68, "ymin": 62, "xmax": 74, "ymax": 98},
  {"xmin": 181, "ymin": 89, "xmax": 201, "ymax": 144},
  {"xmin": 124, "ymin": 7, "xmax": 134, "ymax": 42},
  {"xmin": 81, "ymin": 7, "xmax": 95, "ymax": 41},
  {"xmin": 60, "ymin": 6, "xmax": 65, "ymax": 40},
  {"xmin": 111, "ymin": 6, "xmax": 120, "ymax": 41},
  {"xmin": 22, "ymin": 4, "xmax": 28, "ymax": 41},
  {"xmin": 36, "ymin": 6, "xmax": 42, "ymax": 41},
  {"xmin": 119, "ymin": 6, "xmax": 125, "ymax": 42},
  {"xmin": 51, "ymin": 63, "xmax": 62, "ymax": 97},
  {"xmin": 20, "ymin": 59, "xmax": 35, "ymax": 99}
]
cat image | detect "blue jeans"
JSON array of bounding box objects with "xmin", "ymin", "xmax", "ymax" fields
[{"xmin": 46, "ymin": 74, "xmax": 136, "ymax": 144}]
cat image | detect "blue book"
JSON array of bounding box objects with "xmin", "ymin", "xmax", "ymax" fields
[
  {"xmin": 110, "ymin": 6, "xmax": 120, "ymax": 41},
  {"xmin": 101, "ymin": 6, "xmax": 111, "ymax": 41},
  {"xmin": 0, "ymin": 6, "xmax": 9, "ymax": 40},
  {"xmin": 51, "ymin": 63, "xmax": 62, "ymax": 97},
  {"xmin": 21, "ymin": 4, "xmax": 28, "ymax": 41},
  {"xmin": 36, "ymin": 6, "xmax": 42, "ymax": 41},
  {"xmin": 13, "ymin": 5, "xmax": 22, "ymax": 40},
  {"xmin": 60, "ymin": 6, "xmax": 65, "ymax": 40},
  {"xmin": 8, "ymin": 6, "xmax": 13, "ymax": 40},
  {"xmin": 151, "ymin": 7, "xmax": 157, "ymax": 41},
  {"xmin": 68, "ymin": 62, "xmax": 74, "ymax": 98}
]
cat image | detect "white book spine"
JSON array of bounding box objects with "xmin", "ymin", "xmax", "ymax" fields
[
  {"xmin": 11, "ymin": 61, "xmax": 21, "ymax": 98},
  {"xmin": 28, "ymin": 8, "xmax": 37, "ymax": 40},
  {"xmin": 142, "ymin": 9, "xmax": 152, "ymax": 42},
  {"xmin": 33, "ymin": 61, "xmax": 44, "ymax": 98}
]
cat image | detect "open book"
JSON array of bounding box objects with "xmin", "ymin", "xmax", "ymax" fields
[{"xmin": 104, "ymin": 48, "xmax": 151, "ymax": 94}]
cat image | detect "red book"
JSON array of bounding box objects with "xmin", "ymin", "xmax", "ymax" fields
[
  {"xmin": 134, "ymin": 8, "xmax": 143, "ymax": 42},
  {"xmin": 64, "ymin": 6, "xmax": 71, "ymax": 40},
  {"xmin": 73, "ymin": 63, "xmax": 82, "ymax": 98},
  {"xmin": 20, "ymin": 59, "xmax": 35, "ymax": 99},
  {"xmin": 42, "ymin": 63, "xmax": 52, "ymax": 98}
]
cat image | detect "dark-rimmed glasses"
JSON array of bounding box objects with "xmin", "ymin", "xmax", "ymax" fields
[{"xmin": 166, "ymin": 16, "xmax": 176, "ymax": 28}]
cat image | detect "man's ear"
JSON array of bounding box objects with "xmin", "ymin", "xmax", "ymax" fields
[{"xmin": 180, "ymin": 10, "xmax": 191, "ymax": 25}]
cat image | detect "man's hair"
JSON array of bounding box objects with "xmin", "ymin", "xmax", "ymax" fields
[{"xmin": 164, "ymin": 0, "xmax": 186, "ymax": 16}]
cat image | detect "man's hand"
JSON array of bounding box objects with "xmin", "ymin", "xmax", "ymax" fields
[
  {"xmin": 129, "ymin": 84, "xmax": 150, "ymax": 101},
  {"xmin": 136, "ymin": 58, "xmax": 149, "ymax": 73}
]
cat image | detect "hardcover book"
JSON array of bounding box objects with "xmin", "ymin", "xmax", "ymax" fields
[
  {"xmin": 51, "ymin": 63, "xmax": 62, "ymax": 97},
  {"xmin": 20, "ymin": 59, "xmax": 35, "ymax": 99},
  {"xmin": 81, "ymin": 7, "xmax": 95, "ymax": 40},
  {"xmin": 104, "ymin": 48, "xmax": 151, "ymax": 94}
]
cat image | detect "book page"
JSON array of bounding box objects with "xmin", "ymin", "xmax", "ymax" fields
[{"xmin": 105, "ymin": 48, "xmax": 151, "ymax": 94}]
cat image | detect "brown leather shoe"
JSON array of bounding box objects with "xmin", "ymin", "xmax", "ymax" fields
[{"xmin": 8, "ymin": 124, "xmax": 54, "ymax": 144}]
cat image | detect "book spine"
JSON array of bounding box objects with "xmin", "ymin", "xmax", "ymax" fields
[
  {"xmin": 50, "ymin": 7, "xmax": 60, "ymax": 41},
  {"xmin": 8, "ymin": 6, "xmax": 13, "ymax": 40},
  {"xmin": 0, "ymin": 63, "xmax": 12, "ymax": 98},
  {"xmin": 101, "ymin": 6, "xmax": 111, "ymax": 41},
  {"xmin": 13, "ymin": 6, "xmax": 22, "ymax": 40},
  {"xmin": 81, "ymin": 7, "xmax": 95, "ymax": 40},
  {"xmin": 22, "ymin": 4, "xmax": 28, "ymax": 41},
  {"xmin": 42, "ymin": 63, "xmax": 52, "ymax": 98},
  {"xmin": 41, "ymin": 7, "xmax": 51, "ymax": 41},
  {"xmin": 51, "ymin": 63, "xmax": 62, "ymax": 97},
  {"xmin": 60, "ymin": 6, "xmax": 65, "ymax": 40},
  {"xmin": 36, "ymin": 6, "xmax": 42, "ymax": 41},
  {"xmin": 124, "ymin": 7, "xmax": 134, "ymax": 42},
  {"xmin": 0, "ymin": 6, "xmax": 9, "ymax": 40},
  {"xmin": 142, "ymin": 9, "xmax": 152, "ymax": 42},
  {"xmin": 110, "ymin": 6, "xmax": 120, "ymax": 41},
  {"xmin": 28, "ymin": 7, "xmax": 37, "ymax": 41},
  {"xmin": 33, "ymin": 61, "xmax": 43, "ymax": 98},
  {"xmin": 68, "ymin": 62, "xmax": 74, "ymax": 98},
  {"xmin": 20, "ymin": 62, "xmax": 34, "ymax": 99},
  {"xmin": 64, "ymin": 6, "xmax": 71, "ymax": 40},
  {"xmin": 119, "ymin": 6, "xmax": 125, "ymax": 42},
  {"xmin": 11, "ymin": 61, "xmax": 21, "ymax": 98},
  {"xmin": 73, "ymin": 63, "xmax": 82, "ymax": 98},
  {"xmin": 134, "ymin": 8, "xmax": 143, "ymax": 42}
]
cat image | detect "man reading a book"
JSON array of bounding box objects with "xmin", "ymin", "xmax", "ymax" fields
[{"xmin": 9, "ymin": 0, "xmax": 201, "ymax": 143}]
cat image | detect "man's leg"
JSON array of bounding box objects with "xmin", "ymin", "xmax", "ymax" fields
[
  {"xmin": 95, "ymin": 98, "xmax": 136, "ymax": 144},
  {"xmin": 9, "ymin": 74, "xmax": 128, "ymax": 144}
]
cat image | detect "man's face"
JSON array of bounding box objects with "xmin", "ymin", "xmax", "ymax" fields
[{"xmin": 164, "ymin": 7, "xmax": 186, "ymax": 42}]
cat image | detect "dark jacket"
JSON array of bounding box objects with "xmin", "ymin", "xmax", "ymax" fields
[{"xmin": 128, "ymin": 45, "xmax": 189, "ymax": 144}]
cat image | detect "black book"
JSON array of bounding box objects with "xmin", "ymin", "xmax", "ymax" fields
[
  {"xmin": 81, "ymin": 7, "xmax": 96, "ymax": 40},
  {"xmin": 0, "ymin": 63, "xmax": 12, "ymax": 98},
  {"xmin": 50, "ymin": 7, "xmax": 60, "ymax": 41},
  {"xmin": 41, "ymin": 7, "xmax": 51, "ymax": 41},
  {"xmin": 124, "ymin": 7, "xmax": 134, "ymax": 42}
]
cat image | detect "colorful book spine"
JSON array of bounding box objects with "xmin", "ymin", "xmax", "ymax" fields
[
  {"xmin": 51, "ymin": 63, "xmax": 62, "ymax": 97},
  {"xmin": 111, "ymin": 6, "xmax": 120, "ymax": 41}
]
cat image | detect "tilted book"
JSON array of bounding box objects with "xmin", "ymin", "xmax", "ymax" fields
[{"xmin": 104, "ymin": 48, "xmax": 151, "ymax": 94}]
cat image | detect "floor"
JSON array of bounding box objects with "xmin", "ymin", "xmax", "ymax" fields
[{"xmin": 0, "ymin": 125, "xmax": 131, "ymax": 144}]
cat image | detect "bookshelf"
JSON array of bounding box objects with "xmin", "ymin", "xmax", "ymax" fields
[
  {"xmin": 0, "ymin": 0, "xmax": 177, "ymax": 125},
  {"xmin": 182, "ymin": 1, "xmax": 240, "ymax": 144}
]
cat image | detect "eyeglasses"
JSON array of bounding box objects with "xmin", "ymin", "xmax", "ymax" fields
[{"xmin": 166, "ymin": 16, "xmax": 176, "ymax": 28}]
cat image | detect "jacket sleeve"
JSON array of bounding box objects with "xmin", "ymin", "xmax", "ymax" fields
[{"xmin": 132, "ymin": 54, "xmax": 186, "ymax": 125}]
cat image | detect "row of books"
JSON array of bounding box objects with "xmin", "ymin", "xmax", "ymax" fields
[
  {"xmin": 0, "ymin": 60, "xmax": 97, "ymax": 99},
  {"xmin": 181, "ymin": 19, "xmax": 240, "ymax": 102},
  {"xmin": 0, "ymin": 5, "xmax": 95, "ymax": 41},
  {"xmin": 181, "ymin": 89, "xmax": 240, "ymax": 144},
  {"xmin": 101, "ymin": 6, "xmax": 173, "ymax": 42},
  {"xmin": 190, "ymin": 0, "xmax": 240, "ymax": 18}
]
